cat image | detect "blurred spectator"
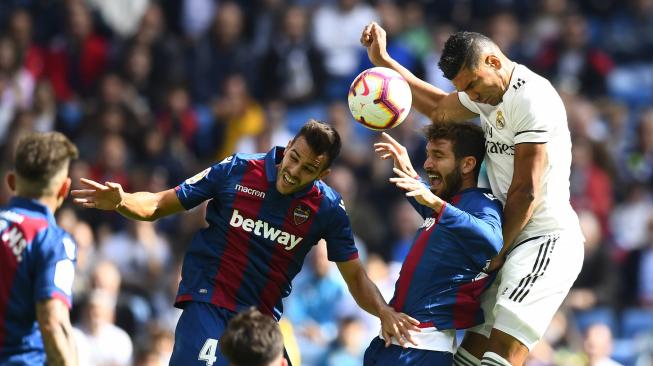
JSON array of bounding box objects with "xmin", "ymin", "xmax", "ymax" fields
[
  {"xmin": 87, "ymin": 0, "xmax": 149, "ymax": 38},
  {"xmin": 570, "ymin": 138, "xmax": 614, "ymax": 230},
  {"xmin": 389, "ymin": 199, "xmax": 423, "ymax": 263},
  {"xmin": 99, "ymin": 220, "xmax": 171, "ymax": 296},
  {"xmin": 358, "ymin": 1, "xmax": 423, "ymax": 78},
  {"xmin": 46, "ymin": 1, "xmax": 108, "ymax": 101},
  {"xmin": 620, "ymin": 108, "xmax": 653, "ymax": 185},
  {"xmin": 318, "ymin": 316, "xmax": 366, "ymax": 366},
  {"xmin": 76, "ymin": 289, "xmax": 134, "ymax": 366},
  {"xmin": 70, "ymin": 219, "xmax": 98, "ymax": 299},
  {"xmin": 397, "ymin": 1, "xmax": 432, "ymax": 60},
  {"xmin": 602, "ymin": 0, "xmax": 653, "ymax": 63},
  {"xmin": 609, "ymin": 183, "xmax": 653, "ymax": 251},
  {"xmin": 213, "ymin": 73, "xmax": 266, "ymax": 160},
  {"xmin": 181, "ymin": 0, "xmax": 216, "ymax": 40},
  {"xmin": 31, "ymin": 80, "xmax": 59, "ymax": 133},
  {"xmin": 261, "ymin": 5, "xmax": 327, "ymax": 105},
  {"xmin": 533, "ymin": 12, "xmax": 614, "ymax": 96},
  {"xmin": 187, "ymin": 1, "xmax": 253, "ymax": 103},
  {"xmin": 285, "ymin": 240, "xmax": 348, "ymax": 365},
  {"xmin": 423, "ymin": 23, "xmax": 456, "ymax": 94},
  {"xmin": 567, "ymin": 211, "xmax": 618, "ymax": 311},
  {"xmin": 313, "ymin": 0, "xmax": 378, "ymax": 100},
  {"xmin": 622, "ymin": 216, "xmax": 653, "ymax": 308},
  {"xmin": 8, "ymin": 8, "xmax": 46, "ymax": 79},
  {"xmin": 582, "ymin": 324, "xmax": 623, "ymax": 366},
  {"xmin": 157, "ymin": 83, "xmax": 201, "ymax": 156},
  {"xmin": 0, "ymin": 35, "xmax": 34, "ymax": 142},
  {"xmin": 486, "ymin": 10, "xmax": 526, "ymax": 63},
  {"xmin": 89, "ymin": 133, "xmax": 131, "ymax": 192}
]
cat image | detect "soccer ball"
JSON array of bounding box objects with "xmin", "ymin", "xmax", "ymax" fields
[{"xmin": 348, "ymin": 67, "xmax": 412, "ymax": 131}]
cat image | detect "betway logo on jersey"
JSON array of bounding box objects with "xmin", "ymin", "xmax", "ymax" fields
[
  {"xmin": 235, "ymin": 184, "xmax": 266, "ymax": 199},
  {"xmin": 229, "ymin": 210, "xmax": 302, "ymax": 250}
]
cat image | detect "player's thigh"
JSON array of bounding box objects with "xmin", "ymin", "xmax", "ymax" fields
[
  {"xmin": 492, "ymin": 232, "xmax": 584, "ymax": 350},
  {"xmin": 169, "ymin": 302, "xmax": 234, "ymax": 366},
  {"xmin": 363, "ymin": 337, "xmax": 453, "ymax": 366}
]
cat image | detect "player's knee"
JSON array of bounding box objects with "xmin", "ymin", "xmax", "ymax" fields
[
  {"xmin": 454, "ymin": 346, "xmax": 480, "ymax": 366},
  {"xmin": 480, "ymin": 352, "xmax": 512, "ymax": 366}
]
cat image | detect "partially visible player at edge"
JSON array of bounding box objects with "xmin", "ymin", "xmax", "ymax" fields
[
  {"xmin": 71, "ymin": 119, "xmax": 420, "ymax": 366},
  {"xmin": 361, "ymin": 22, "xmax": 584, "ymax": 366},
  {"xmin": 0, "ymin": 132, "xmax": 79, "ymax": 366}
]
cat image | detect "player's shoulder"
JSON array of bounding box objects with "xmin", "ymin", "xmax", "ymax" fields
[
  {"xmin": 463, "ymin": 188, "xmax": 502, "ymax": 210},
  {"xmin": 219, "ymin": 152, "xmax": 265, "ymax": 167},
  {"xmin": 507, "ymin": 65, "xmax": 556, "ymax": 103},
  {"xmin": 313, "ymin": 180, "xmax": 347, "ymax": 212}
]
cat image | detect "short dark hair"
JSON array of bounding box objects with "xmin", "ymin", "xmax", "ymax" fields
[
  {"xmin": 292, "ymin": 119, "xmax": 341, "ymax": 169},
  {"xmin": 438, "ymin": 31, "xmax": 495, "ymax": 80},
  {"xmin": 220, "ymin": 308, "xmax": 284, "ymax": 366},
  {"xmin": 14, "ymin": 132, "xmax": 78, "ymax": 195},
  {"xmin": 424, "ymin": 122, "xmax": 486, "ymax": 180}
]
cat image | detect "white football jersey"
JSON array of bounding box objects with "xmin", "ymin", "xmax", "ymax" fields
[{"xmin": 458, "ymin": 64, "xmax": 581, "ymax": 245}]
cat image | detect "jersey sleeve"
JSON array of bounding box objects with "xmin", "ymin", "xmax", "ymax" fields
[
  {"xmin": 407, "ymin": 178, "xmax": 435, "ymax": 219},
  {"xmin": 32, "ymin": 230, "xmax": 76, "ymax": 308},
  {"xmin": 511, "ymin": 86, "xmax": 553, "ymax": 145},
  {"xmin": 438, "ymin": 197, "xmax": 503, "ymax": 269},
  {"xmin": 457, "ymin": 92, "xmax": 481, "ymax": 114},
  {"xmin": 175, "ymin": 155, "xmax": 236, "ymax": 210},
  {"xmin": 324, "ymin": 198, "xmax": 359, "ymax": 262}
]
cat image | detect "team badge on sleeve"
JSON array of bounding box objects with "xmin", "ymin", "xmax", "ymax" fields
[
  {"xmin": 292, "ymin": 204, "xmax": 311, "ymax": 226},
  {"xmin": 185, "ymin": 167, "xmax": 211, "ymax": 185}
]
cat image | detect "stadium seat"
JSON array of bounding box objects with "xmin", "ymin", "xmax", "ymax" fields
[
  {"xmin": 573, "ymin": 307, "xmax": 618, "ymax": 335},
  {"xmin": 620, "ymin": 308, "xmax": 653, "ymax": 339}
]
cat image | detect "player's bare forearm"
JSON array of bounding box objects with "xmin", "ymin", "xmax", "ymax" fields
[
  {"xmin": 116, "ymin": 191, "xmax": 174, "ymax": 221},
  {"xmin": 36, "ymin": 300, "xmax": 78, "ymax": 366},
  {"xmin": 500, "ymin": 187, "xmax": 536, "ymax": 256},
  {"xmin": 337, "ymin": 260, "xmax": 387, "ymax": 316},
  {"xmin": 378, "ymin": 56, "xmax": 449, "ymax": 118}
]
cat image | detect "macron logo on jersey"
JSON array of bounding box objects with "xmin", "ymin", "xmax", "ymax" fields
[
  {"xmin": 229, "ymin": 210, "xmax": 302, "ymax": 250},
  {"xmin": 235, "ymin": 184, "xmax": 266, "ymax": 199}
]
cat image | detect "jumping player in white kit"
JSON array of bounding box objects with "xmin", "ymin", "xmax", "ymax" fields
[{"xmin": 360, "ymin": 23, "xmax": 584, "ymax": 366}]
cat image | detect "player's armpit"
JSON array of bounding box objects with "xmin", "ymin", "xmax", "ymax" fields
[
  {"xmin": 36, "ymin": 298, "xmax": 78, "ymax": 366},
  {"xmin": 429, "ymin": 92, "xmax": 478, "ymax": 124}
]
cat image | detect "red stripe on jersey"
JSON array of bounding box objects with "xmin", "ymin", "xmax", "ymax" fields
[
  {"xmin": 176, "ymin": 294, "xmax": 193, "ymax": 304},
  {"xmin": 51, "ymin": 292, "xmax": 71, "ymax": 309},
  {"xmin": 392, "ymin": 204, "xmax": 447, "ymax": 312},
  {"xmin": 211, "ymin": 159, "xmax": 269, "ymax": 311},
  {"xmin": 453, "ymin": 275, "xmax": 490, "ymax": 329},
  {"xmin": 258, "ymin": 186, "xmax": 323, "ymax": 316},
  {"xmin": 0, "ymin": 216, "xmax": 48, "ymax": 348}
]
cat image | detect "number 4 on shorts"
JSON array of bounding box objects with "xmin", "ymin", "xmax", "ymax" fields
[{"xmin": 198, "ymin": 338, "xmax": 219, "ymax": 366}]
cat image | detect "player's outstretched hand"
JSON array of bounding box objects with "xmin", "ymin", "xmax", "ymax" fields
[
  {"xmin": 378, "ymin": 306, "xmax": 420, "ymax": 348},
  {"xmin": 360, "ymin": 22, "xmax": 389, "ymax": 67},
  {"xmin": 71, "ymin": 178, "xmax": 124, "ymax": 210},
  {"xmin": 390, "ymin": 168, "xmax": 443, "ymax": 209},
  {"xmin": 374, "ymin": 132, "xmax": 418, "ymax": 178}
]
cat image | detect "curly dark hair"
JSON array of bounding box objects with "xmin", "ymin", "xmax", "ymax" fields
[
  {"xmin": 424, "ymin": 122, "xmax": 486, "ymax": 180},
  {"xmin": 438, "ymin": 31, "xmax": 495, "ymax": 80}
]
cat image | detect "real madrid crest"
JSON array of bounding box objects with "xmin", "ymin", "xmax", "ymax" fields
[
  {"xmin": 292, "ymin": 204, "xmax": 311, "ymax": 226},
  {"xmin": 495, "ymin": 110, "xmax": 505, "ymax": 129}
]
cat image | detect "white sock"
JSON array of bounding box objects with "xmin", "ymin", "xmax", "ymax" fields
[
  {"xmin": 454, "ymin": 346, "xmax": 481, "ymax": 366},
  {"xmin": 480, "ymin": 352, "xmax": 512, "ymax": 366}
]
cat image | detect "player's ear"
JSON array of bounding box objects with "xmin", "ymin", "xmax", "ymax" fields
[
  {"xmin": 461, "ymin": 156, "xmax": 476, "ymax": 175},
  {"xmin": 58, "ymin": 177, "xmax": 72, "ymax": 200},
  {"xmin": 486, "ymin": 54, "xmax": 501, "ymax": 70},
  {"xmin": 6, "ymin": 172, "xmax": 15, "ymax": 191}
]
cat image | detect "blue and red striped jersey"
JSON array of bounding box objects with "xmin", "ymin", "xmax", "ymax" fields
[
  {"xmin": 0, "ymin": 197, "xmax": 76, "ymax": 365},
  {"xmin": 174, "ymin": 147, "xmax": 358, "ymax": 320},
  {"xmin": 391, "ymin": 187, "xmax": 503, "ymax": 330}
]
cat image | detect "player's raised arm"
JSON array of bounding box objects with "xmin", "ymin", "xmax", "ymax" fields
[
  {"xmin": 71, "ymin": 178, "xmax": 184, "ymax": 221},
  {"xmin": 360, "ymin": 22, "xmax": 476, "ymax": 123},
  {"xmin": 336, "ymin": 259, "xmax": 420, "ymax": 348},
  {"xmin": 36, "ymin": 298, "xmax": 78, "ymax": 366}
]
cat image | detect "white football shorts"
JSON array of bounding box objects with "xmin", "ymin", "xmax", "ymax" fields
[{"xmin": 468, "ymin": 230, "xmax": 584, "ymax": 350}]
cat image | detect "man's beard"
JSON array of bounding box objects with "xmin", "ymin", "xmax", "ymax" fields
[{"xmin": 433, "ymin": 164, "xmax": 463, "ymax": 202}]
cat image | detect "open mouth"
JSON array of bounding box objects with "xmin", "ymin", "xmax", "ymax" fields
[
  {"xmin": 428, "ymin": 173, "xmax": 442, "ymax": 189},
  {"xmin": 282, "ymin": 173, "xmax": 298, "ymax": 186}
]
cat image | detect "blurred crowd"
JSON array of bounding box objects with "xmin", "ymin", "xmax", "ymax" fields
[{"xmin": 0, "ymin": 0, "xmax": 652, "ymax": 365}]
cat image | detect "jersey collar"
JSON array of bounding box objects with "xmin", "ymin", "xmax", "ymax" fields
[{"xmin": 9, "ymin": 196, "xmax": 56, "ymax": 224}]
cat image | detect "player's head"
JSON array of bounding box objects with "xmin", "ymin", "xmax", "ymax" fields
[
  {"xmin": 220, "ymin": 308, "xmax": 287, "ymax": 366},
  {"xmin": 277, "ymin": 119, "xmax": 341, "ymax": 195},
  {"xmin": 8, "ymin": 132, "xmax": 78, "ymax": 207},
  {"xmin": 423, "ymin": 122, "xmax": 485, "ymax": 201},
  {"xmin": 439, "ymin": 31, "xmax": 510, "ymax": 106}
]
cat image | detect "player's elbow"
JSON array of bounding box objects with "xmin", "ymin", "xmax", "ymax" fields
[{"xmin": 509, "ymin": 182, "xmax": 539, "ymax": 204}]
